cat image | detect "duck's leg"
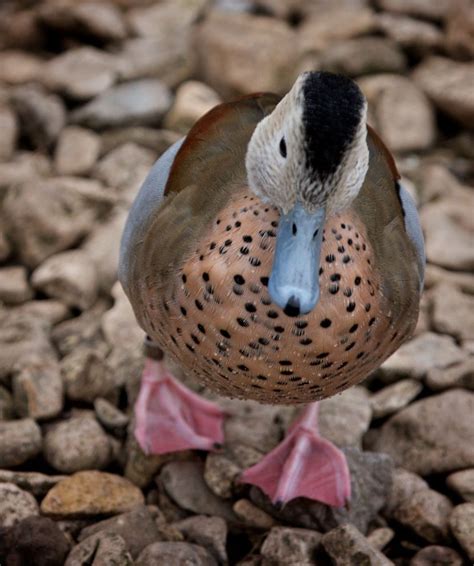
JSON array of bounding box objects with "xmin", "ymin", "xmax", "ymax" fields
[
  {"xmin": 134, "ymin": 340, "xmax": 225, "ymax": 455},
  {"xmin": 240, "ymin": 403, "xmax": 351, "ymax": 508}
]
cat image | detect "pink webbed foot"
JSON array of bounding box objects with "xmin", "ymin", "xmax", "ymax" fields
[
  {"xmin": 240, "ymin": 403, "xmax": 351, "ymax": 508},
  {"xmin": 134, "ymin": 358, "xmax": 225, "ymax": 455}
]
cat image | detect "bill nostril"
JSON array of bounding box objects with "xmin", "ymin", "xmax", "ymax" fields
[{"xmin": 284, "ymin": 296, "xmax": 301, "ymax": 317}]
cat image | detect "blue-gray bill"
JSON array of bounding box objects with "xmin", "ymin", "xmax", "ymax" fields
[{"xmin": 268, "ymin": 202, "xmax": 325, "ymax": 316}]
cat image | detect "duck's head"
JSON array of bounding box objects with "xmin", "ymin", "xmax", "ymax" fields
[{"xmin": 246, "ymin": 71, "xmax": 369, "ymax": 316}]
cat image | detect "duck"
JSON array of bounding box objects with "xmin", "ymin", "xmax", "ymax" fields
[{"xmin": 119, "ymin": 71, "xmax": 425, "ymax": 508}]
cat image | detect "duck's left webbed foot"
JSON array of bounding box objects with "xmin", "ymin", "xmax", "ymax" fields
[
  {"xmin": 134, "ymin": 345, "xmax": 225, "ymax": 455},
  {"xmin": 240, "ymin": 402, "xmax": 351, "ymax": 508}
]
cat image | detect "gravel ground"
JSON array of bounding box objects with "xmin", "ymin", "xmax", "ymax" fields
[{"xmin": 0, "ymin": 0, "xmax": 473, "ymax": 565}]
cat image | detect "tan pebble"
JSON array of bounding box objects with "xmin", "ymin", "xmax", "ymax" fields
[
  {"xmin": 233, "ymin": 499, "xmax": 276, "ymax": 529},
  {"xmin": 41, "ymin": 470, "xmax": 144, "ymax": 518}
]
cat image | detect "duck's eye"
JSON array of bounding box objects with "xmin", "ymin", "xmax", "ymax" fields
[{"xmin": 279, "ymin": 137, "xmax": 287, "ymax": 158}]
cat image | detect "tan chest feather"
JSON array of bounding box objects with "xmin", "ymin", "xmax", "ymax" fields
[{"xmin": 143, "ymin": 191, "xmax": 407, "ymax": 404}]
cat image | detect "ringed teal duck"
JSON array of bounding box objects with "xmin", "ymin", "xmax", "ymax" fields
[{"xmin": 119, "ymin": 71, "xmax": 425, "ymax": 508}]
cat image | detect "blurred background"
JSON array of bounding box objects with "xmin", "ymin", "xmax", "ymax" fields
[{"xmin": 0, "ymin": 1, "xmax": 473, "ymax": 565}]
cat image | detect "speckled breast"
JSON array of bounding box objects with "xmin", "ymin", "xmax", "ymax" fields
[{"xmin": 144, "ymin": 191, "xmax": 406, "ymax": 404}]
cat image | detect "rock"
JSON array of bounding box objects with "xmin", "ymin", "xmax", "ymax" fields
[
  {"xmin": 447, "ymin": 469, "xmax": 474, "ymax": 503},
  {"xmin": 320, "ymin": 38, "xmax": 406, "ymax": 77},
  {"xmin": 422, "ymin": 196, "xmax": 474, "ymax": 272},
  {"xmin": 0, "ymin": 225, "xmax": 11, "ymax": 263},
  {"xmin": 0, "ymin": 470, "xmax": 66, "ymax": 498},
  {"xmin": 372, "ymin": 390, "xmax": 474, "ymax": 475},
  {"xmin": 370, "ymin": 379, "xmax": 423, "ymax": 419},
  {"xmin": 41, "ymin": 471, "xmax": 145, "ymax": 518},
  {"xmin": 123, "ymin": 431, "xmax": 168, "ymax": 489},
  {"xmin": 102, "ymin": 282, "xmax": 144, "ymax": 354},
  {"xmin": 93, "ymin": 142, "xmax": 156, "ymax": 202},
  {"xmin": 204, "ymin": 452, "xmax": 241, "ymax": 499},
  {"xmin": 431, "ymin": 285, "xmax": 474, "ymax": 341},
  {"xmin": 127, "ymin": 0, "xmax": 206, "ymax": 39},
  {"xmin": 0, "ymin": 483, "xmax": 39, "ymax": 528},
  {"xmin": 261, "ymin": 526, "xmax": 321, "ymax": 564},
  {"xmin": 44, "ymin": 417, "xmax": 112, "ymax": 473},
  {"xmin": 71, "ymin": 79, "xmax": 172, "ymax": 129},
  {"xmin": 299, "ymin": 6, "xmax": 376, "ymax": 52},
  {"xmin": 319, "ymin": 386, "xmax": 372, "ymax": 448},
  {"xmin": 0, "ymin": 418, "xmax": 42, "ymax": 467},
  {"xmin": 43, "ymin": 47, "xmax": 119, "ymax": 100},
  {"xmin": 425, "ymin": 263, "xmax": 474, "ymax": 294},
  {"xmin": 55, "ymin": 126, "xmax": 101, "ymax": 176},
  {"xmin": 233, "ymin": 499, "xmax": 276, "ymax": 529},
  {"xmin": 94, "ymin": 398, "xmax": 129, "ymax": 435},
  {"xmin": 174, "ymin": 515, "xmax": 228, "ymax": 564},
  {"xmin": 0, "ymin": 105, "xmax": 17, "ymax": 160},
  {"xmin": 0, "ymin": 516, "xmax": 70, "ymax": 566},
  {"xmin": 410, "ymin": 545, "xmax": 464, "ymax": 566},
  {"xmin": 164, "ymin": 81, "xmax": 221, "ymax": 133},
  {"xmin": 39, "ymin": 2, "xmax": 127, "ymax": 42},
  {"xmin": 380, "ymin": 332, "xmax": 466, "ymax": 381},
  {"xmin": 417, "ymin": 161, "xmax": 471, "ymax": 205},
  {"xmin": 52, "ymin": 301, "xmax": 108, "ymax": 357},
  {"xmin": 100, "ymin": 127, "xmax": 179, "ymax": 155},
  {"xmin": 374, "ymin": 0, "xmax": 451, "ymax": 20},
  {"xmin": 358, "ymin": 74, "xmax": 435, "ymax": 152},
  {"xmin": 251, "ymin": 448, "xmax": 393, "ymax": 534},
  {"xmin": 223, "ymin": 399, "xmax": 286, "ymax": 454},
  {"xmin": 65, "ymin": 531, "xmax": 133, "ymax": 566},
  {"xmin": 445, "ymin": 0, "xmax": 474, "ymax": 59},
  {"xmin": 0, "ymin": 311, "xmax": 55, "ymax": 379},
  {"xmin": 117, "ymin": 36, "xmax": 193, "ymax": 87},
  {"xmin": 135, "ymin": 542, "xmax": 217, "ymax": 566},
  {"xmin": 449, "ymin": 503, "xmax": 474, "ymax": 561},
  {"xmin": 160, "ymin": 461, "xmax": 237, "ymax": 522},
  {"xmin": 61, "ymin": 347, "xmax": 116, "ymax": 403},
  {"xmin": 82, "ymin": 209, "xmax": 127, "ymax": 292},
  {"xmin": 11, "ymin": 84, "xmax": 66, "ymax": 149},
  {"xmin": 322, "ymin": 523, "xmax": 393, "ymax": 565},
  {"xmin": 78, "ymin": 504, "xmax": 162, "ymax": 559},
  {"xmin": 383, "ymin": 468, "xmax": 429, "ymax": 516},
  {"xmin": 413, "ymin": 57, "xmax": 474, "ymax": 128},
  {"xmin": 32, "ymin": 249, "xmax": 99, "ymax": 310},
  {"xmin": 0, "ymin": 8, "xmax": 44, "ymax": 51},
  {"xmin": 0, "ymin": 151, "xmax": 51, "ymax": 192},
  {"xmin": 392, "ymin": 488, "xmax": 453, "ymax": 543},
  {"xmin": 0, "ymin": 49, "xmax": 43, "ymax": 84},
  {"xmin": 0, "ymin": 266, "xmax": 32, "ymax": 304},
  {"xmin": 124, "ymin": 1, "xmax": 204, "ymax": 85},
  {"xmin": 3, "ymin": 177, "xmax": 112, "ymax": 268},
  {"xmin": 12, "ymin": 357, "xmax": 63, "ymax": 420},
  {"xmin": 195, "ymin": 11, "xmax": 297, "ymax": 97},
  {"xmin": 376, "ymin": 14, "xmax": 443, "ymax": 52},
  {"xmin": 366, "ymin": 527, "xmax": 394, "ymax": 551},
  {"xmin": 0, "ymin": 386, "xmax": 14, "ymax": 420}
]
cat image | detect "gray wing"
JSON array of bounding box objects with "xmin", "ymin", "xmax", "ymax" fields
[
  {"xmin": 119, "ymin": 138, "xmax": 185, "ymax": 293},
  {"xmin": 399, "ymin": 182, "xmax": 425, "ymax": 290}
]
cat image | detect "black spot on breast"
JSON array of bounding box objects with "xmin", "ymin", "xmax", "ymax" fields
[{"xmin": 245, "ymin": 303, "xmax": 257, "ymax": 313}]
